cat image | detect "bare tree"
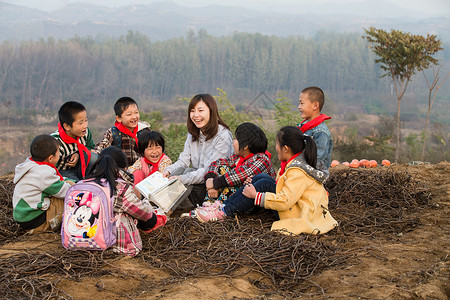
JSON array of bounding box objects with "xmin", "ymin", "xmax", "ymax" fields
[
  {"xmin": 363, "ymin": 27, "xmax": 443, "ymax": 162},
  {"xmin": 421, "ymin": 65, "xmax": 449, "ymax": 161}
]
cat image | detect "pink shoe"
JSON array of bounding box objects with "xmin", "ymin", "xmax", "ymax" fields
[
  {"xmin": 196, "ymin": 206, "xmax": 226, "ymax": 223},
  {"xmin": 201, "ymin": 200, "xmax": 222, "ymax": 211},
  {"xmin": 142, "ymin": 214, "xmax": 167, "ymax": 233}
]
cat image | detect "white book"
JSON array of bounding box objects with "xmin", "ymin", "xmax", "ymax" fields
[{"xmin": 135, "ymin": 171, "xmax": 187, "ymax": 214}]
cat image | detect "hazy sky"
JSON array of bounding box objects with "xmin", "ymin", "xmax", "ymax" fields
[{"xmin": 4, "ymin": 0, "xmax": 450, "ymax": 16}]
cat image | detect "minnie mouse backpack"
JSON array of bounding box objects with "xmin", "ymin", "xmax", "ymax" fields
[{"xmin": 61, "ymin": 179, "xmax": 116, "ymax": 250}]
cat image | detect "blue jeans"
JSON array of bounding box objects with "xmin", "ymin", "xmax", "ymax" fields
[
  {"xmin": 60, "ymin": 152, "xmax": 98, "ymax": 182},
  {"xmin": 223, "ymin": 173, "xmax": 276, "ymax": 216}
]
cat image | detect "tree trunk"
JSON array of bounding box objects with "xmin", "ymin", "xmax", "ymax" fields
[
  {"xmin": 395, "ymin": 97, "xmax": 401, "ymax": 163},
  {"xmin": 421, "ymin": 107, "xmax": 431, "ymax": 161}
]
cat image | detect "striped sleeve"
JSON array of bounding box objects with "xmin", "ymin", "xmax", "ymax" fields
[
  {"xmin": 92, "ymin": 128, "xmax": 113, "ymax": 154},
  {"xmin": 118, "ymin": 184, "xmax": 154, "ymax": 221}
]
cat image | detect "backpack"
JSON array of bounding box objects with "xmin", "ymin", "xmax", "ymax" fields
[{"xmin": 61, "ymin": 179, "xmax": 116, "ymax": 250}]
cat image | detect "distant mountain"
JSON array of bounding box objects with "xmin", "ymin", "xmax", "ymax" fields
[{"xmin": 0, "ymin": 1, "xmax": 449, "ymax": 41}]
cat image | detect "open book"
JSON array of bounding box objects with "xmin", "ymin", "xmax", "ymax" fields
[{"xmin": 135, "ymin": 171, "xmax": 187, "ymax": 214}]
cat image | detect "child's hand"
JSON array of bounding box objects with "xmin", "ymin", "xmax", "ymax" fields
[
  {"xmin": 162, "ymin": 170, "xmax": 170, "ymax": 178},
  {"xmin": 205, "ymin": 178, "xmax": 214, "ymax": 190},
  {"xmin": 208, "ymin": 188, "xmax": 219, "ymax": 199},
  {"xmin": 169, "ymin": 175, "xmax": 181, "ymax": 181},
  {"xmin": 133, "ymin": 187, "xmax": 142, "ymax": 199},
  {"xmin": 66, "ymin": 153, "xmax": 79, "ymax": 167},
  {"xmin": 244, "ymin": 176, "xmax": 253, "ymax": 185},
  {"xmin": 243, "ymin": 184, "xmax": 257, "ymax": 199},
  {"xmin": 65, "ymin": 180, "xmax": 76, "ymax": 186}
]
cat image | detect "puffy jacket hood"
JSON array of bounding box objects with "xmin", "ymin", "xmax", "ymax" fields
[{"xmin": 14, "ymin": 158, "xmax": 37, "ymax": 184}]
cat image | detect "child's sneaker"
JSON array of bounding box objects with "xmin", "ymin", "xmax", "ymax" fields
[
  {"xmin": 201, "ymin": 200, "xmax": 222, "ymax": 211},
  {"xmin": 196, "ymin": 206, "xmax": 226, "ymax": 223},
  {"xmin": 142, "ymin": 214, "xmax": 167, "ymax": 233},
  {"xmin": 180, "ymin": 201, "xmax": 222, "ymax": 218}
]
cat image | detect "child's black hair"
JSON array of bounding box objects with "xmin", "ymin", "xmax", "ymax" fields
[
  {"xmin": 85, "ymin": 146, "xmax": 128, "ymax": 195},
  {"xmin": 301, "ymin": 86, "xmax": 325, "ymax": 111},
  {"xmin": 138, "ymin": 131, "xmax": 165, "ymax": 155},
  {"xmin": 30, "ymin": 135, "xmax": 60, "ymax": 162},
  {"xmin": 276, "ymin": 126, "xmax": 317, "ymax": 168},
  {"xmin": 58, "ymin": 101, "xmax": 86, "ymax": 127},
  {"xmin": 235, "ymin": 122, "xmax": 268, "ymax": 154},
  {"xmin": 114, "ymin": 97, "xmax": 138, "ymax": 117}
]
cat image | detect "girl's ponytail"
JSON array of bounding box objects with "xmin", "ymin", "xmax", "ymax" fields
[
  {"xmin": 303, "ymin": 135, "xmax": 317, "ymax": 168},
  {"xmin": 86, "ymin": 146, "xmax": 128, "ymax": 195},
  {"xmin": 85, "ymin": 154, "xmax": 118, "ymax": 195},
  {"xmin": 277, "ymin": 126, "xmax": 317, "ymax": 168}
]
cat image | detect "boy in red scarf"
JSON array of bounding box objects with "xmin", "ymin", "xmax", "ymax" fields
[
  {"xmin": 93, "ymin": 97, "xmax": 151, "ymax": 166},
  {"xmin": 50, "ymin": 101, "xmax": 97, "ymax": 182},
  {"xmin": 297, "ymin": 86, "xmax": 333, "ymax": 176},
  {"xmin": 13, "ymin": 135, "xmax": 73, "ymax": 234}
]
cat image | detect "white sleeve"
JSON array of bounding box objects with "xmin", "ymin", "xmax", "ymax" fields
[{"xmin": 165, "ymin": 134, "xmax": 192, "ymax": 175}]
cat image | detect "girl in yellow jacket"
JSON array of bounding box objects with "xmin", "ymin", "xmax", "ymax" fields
[{"xmin": 196, "ymin": 126, "xmax": 337, "ymax": 235}]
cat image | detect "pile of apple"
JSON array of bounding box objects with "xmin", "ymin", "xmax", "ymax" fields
[{"xmin": 331, "ymin": 159, "xmax": 391, "ymax": 168}]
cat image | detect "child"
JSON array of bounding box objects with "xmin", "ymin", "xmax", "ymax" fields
[
  {"xmin": 93, "ymin": 97, "xmax": 151, "ymax": 166},
  {"xmin": 128, "ymin": 131, "xmax": 172, "ymax": 186},
  {"xmin": 297, "ymin": 86, "xmax": 333, "ymax": 176},
  {"xmin": 195, "ymin": 126, "xmax": 338, "ymax": 236},
  {"xmin": 86, "ymin": 146, "xmax": 167, "ymax": 256},
  {"xmin": 50, "ymin": 101, "xmax": 97, "ymax": 182},
  {"xmin": 13, "ymin": 135, "xmax": 73, "ymax": 234},
  {"xmin": 163, "ymin": 94, "xmax": 233, "ymax": 207},
  {"xmin": 202, "ymin": 122, "xmax": 276, "ymax": 203}
]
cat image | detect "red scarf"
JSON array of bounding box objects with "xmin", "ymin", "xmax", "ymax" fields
[
  {"xmin": 58, "ymin": 123, "xmax": 91, "ymax": 177},
  {"xmin": 143, "ymin": 154, "xmax": 165, "ymax": 176},
  {"xmin": 298, "ymin": 114, "xmax": 331, "ymax": 133},
  {"xmin": 236, "ymin": 153, "xmax": 254, "ymax": 168},
  {"xmin": 235, "ymin": 151, "xmax": 272, "ymax": 168},
  {"xmin": 279, "ymin": 152, "xmax": 301, "ymax": 178},
  {"xmin": 114, "ymin": 121, "xmax": 138, "ymax": 147},
  {"xmin": 29, "ymin": 157, "xmax": 64, "ymax": 181}
]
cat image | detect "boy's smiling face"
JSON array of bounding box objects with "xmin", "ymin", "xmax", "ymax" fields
[
  {"xmin": 116, "ymin": 104, "xmax": 140, "ymax": 131},
  {"xmin": 64, "ymin": 110, "xmax": 88, "ymax": 138},
  {"xmin": 298, "ymin": 93, "xmax": 319, "ymax": 121}
]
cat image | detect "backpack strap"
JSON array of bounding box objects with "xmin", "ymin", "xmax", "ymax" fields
[{"xmin": 111, "ymin": 126, "xmax": 122, "ymax": 148}]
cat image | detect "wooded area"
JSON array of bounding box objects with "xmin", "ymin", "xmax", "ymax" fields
[{"xmin": 0, "ymin": 30, "xmax": 396, "ymax": 111}]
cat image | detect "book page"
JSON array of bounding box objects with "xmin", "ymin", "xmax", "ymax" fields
[{"xmin": 135, "ymin": 171, "xmax": 169, "ymax": 197}]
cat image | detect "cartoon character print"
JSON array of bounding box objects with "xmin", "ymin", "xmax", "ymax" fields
[{"xmin": 66, "ymin": 191, "xmax": 100, "ymax": 238}]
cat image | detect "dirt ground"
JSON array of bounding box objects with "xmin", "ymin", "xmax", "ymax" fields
[{"xmin": 1, "ymin": 162, "xmax": 449, "ymax": 299}]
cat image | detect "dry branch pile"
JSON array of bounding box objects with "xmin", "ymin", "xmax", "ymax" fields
[
  {"xmin": 141, "ymin": 216, "xmax": 349, "ymax": 296},
  {"xmin": 0, "ymin": 167, "xmax": 432, "ymax": 298},
  {"xmin": 0, "ymin": 250, "xmax": 117, "ymax": 299},
  {"xmin": 0, "ymin": 176, "xmax": 20, "ymax": 244},
  {"xmin": 326, "ymin": 168, "xmax": 431, "ymax": 236}
]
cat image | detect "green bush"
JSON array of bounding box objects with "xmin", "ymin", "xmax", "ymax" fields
[{"xmin": 274, "ymin": 92, "xmax": 298, "ymax": 128}]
